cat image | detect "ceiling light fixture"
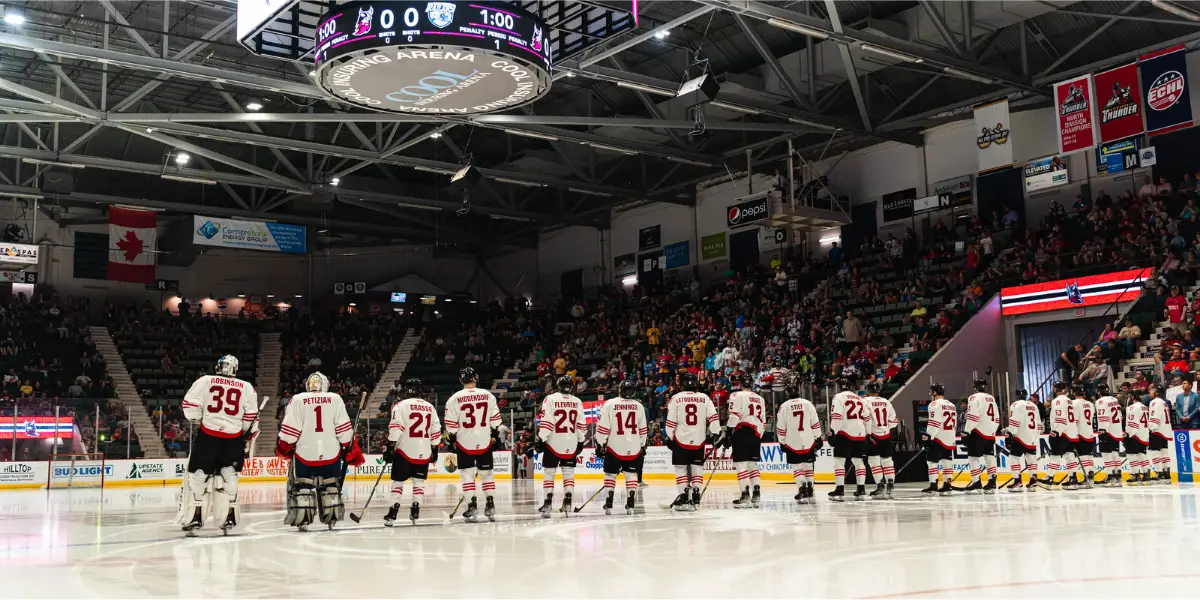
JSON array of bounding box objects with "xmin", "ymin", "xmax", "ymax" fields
[
  {"xmin": 413, "ymin": 165, "xmax": 456, "ymax": 175},
  {"xmin": 430, "ymin": 132, "xmax": 443, "ymax": 139},
  {"xmin": 489, "ymin": 214, "xmax": 536, "ymax": 222},
  {"xmin": 710, "ymin": 101, "xmax": 762, "ymax": 115},
  {"xmin": 588, "ymin": 142, "xmax": 637, "ymax": 156},
  {"xmin": 3, "ymin": 10, "xmax": 25, "ymax": 26},
  {"xmin": 22, "ymin": 157, "xmax": 86, "ymax": 169},
  {"xmin": 161, "ymin": 174, "xmax": 218, "ymax": 185},
  {"xmin": 766, "ymin": 18, "xmax": 829, "ymax": 39},
  {"xmin": 506, "ymin": 129, "xmax": 560, "ymax": 141},
  {"xmin": 654, "ymin": 29, "xmax": 670, "ymax": 39},
  {"xmin": 942, "ymin": 66, "xmax": 995, "ymax": 84},
  {"xmin": 859, "ymin": 43, "xmax": 923, "ymax": 63},
  {"xmin": 245, "ymin": 100, "xmax": 263, "ymax": 111},
  {"xmin": 494, "ymin": 177, "xmax": 544, "ymax": 188},
  {"xmin": 616, "ymin": 80, "xmax": 675, "ymax": 97},
  {"xmin": 665, "ymin": 156, "xmax": 711, "ymax": 167},
  {"xmin": 329, "ymin": 176, "xmax": 340, "ymax": 186},
  {"xmin": 568, "ymin": 187, "xmax": 614, "ymax": 197},
  {"xmin": 174, "ymin": 152, "xmax": 190, "ymax": 166}
]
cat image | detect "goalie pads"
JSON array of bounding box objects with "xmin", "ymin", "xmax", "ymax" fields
[
  {"xmin": 285, "ymin": 476, "xmax": 318, "ymax": 529},
  {"xmin": 316, "ymin": 476, "xmax": 344, "ymax": 526}
]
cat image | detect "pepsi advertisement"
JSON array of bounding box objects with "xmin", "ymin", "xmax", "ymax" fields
[{"xmin": 1139, "ymin": 44, "xmax": 1193, "ymax": 136}]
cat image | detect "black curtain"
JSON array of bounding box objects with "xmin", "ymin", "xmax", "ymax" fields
[
  {"xmin": 1017, "ymin": 317, "xmax": 1107, "ymax": 401},
  {"xmin": 842, "ymin": 201, "xmax": 877, "ymax": 257},
  {"xmin": 560, "ymin": 269, "xmax": 583, "ymax": 301},
  {"xmin": 637, "ymin": 252, "xmax": 663, "ymax": 289},
  {"xmin": 976, "ymin": 166, "xmax": 1024, "ymax": 228},
  {"xmin": 729, "ymin": 229, "xmax": 759, "ymax": 273},
  {"xmin": 1146, "ymin": 127, "xmax": 1200, "ymax": 184}
]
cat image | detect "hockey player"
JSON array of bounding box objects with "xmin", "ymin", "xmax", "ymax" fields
[
  {"xmin": 444, "ymin": 367, "xmax": 502, "ymax": 521},
  {"xmin": 828, "ymin": 378, "xmax": 868, "ymax": 501},
  {"xmin": 1148, "ymin": 385, "xmax": 1174, "ymax": 484},
  {"xmin": 776, "ymin": 375, "xmax": 821, "ymax": 503},
  {"xmin": 537, "ymin": 376, "xmax": 587, "ymax": 517},
  {"xmin": 276, "ymin": 372, "xmax": 365, "ymax": 531},
  {"xmin": 1072, "ymin": 386, "xmax": 1097, "ymax": 488},
  {"xmin": 382, "ymin": 382, "xmax": 442, "ymax": 525},
  {"xmin": 923, "ymin": 383, "xmax": 957, "ymax": 496},
  {"xmin": 863, "ymin": 381, "xmax": 898, "ymax": 499},
  {"xmin": 962, "ymin": 378, "xmax": 1000, "ymax": 494},
  {"xmin": 179, "ymin": 355, "xmax": 260, "ymax": 535},
  {"xmin": 1094, "ymin": 383, "xmax": 1124, "ymax": 487},
  {"xmin": 1125, "ymin": 393, "xmax": 1151, "ymax": 484},
  {"xmin": 1005, "ymin": 389, "xmax": 1041, "ymax": 492},
  {"xmin": 665, "ymin": 372, "xmax": 719, "ymax": 511},
  {"xmin": 594, "ymin": 380, "xmax": 648, "ymax": 515},
  {"xmin": 727, "ymin": 374, "xmax": 766, "ymax": 508},
  {"xmin": 1041, "ymin": 382, "xmax": 1083, "ymax": 489}
]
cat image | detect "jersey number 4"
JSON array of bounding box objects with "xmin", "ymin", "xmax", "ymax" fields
[{"xmin": 206, "ymin": 385, "xmax": 242, "ymax": 416}]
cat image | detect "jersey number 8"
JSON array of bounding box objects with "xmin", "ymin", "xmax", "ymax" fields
[{"xmin": 684, "ymin": 403, "xmax": 699, "ymax": 426}]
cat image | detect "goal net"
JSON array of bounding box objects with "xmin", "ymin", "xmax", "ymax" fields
[{"xmin": 46, "ymin": 453, "xmax": 108, "ymax": 489}]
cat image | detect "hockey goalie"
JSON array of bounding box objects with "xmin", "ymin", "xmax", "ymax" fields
[{"xmin": 275, "ymin": 372, "xmax": 365, "ymax": 531}]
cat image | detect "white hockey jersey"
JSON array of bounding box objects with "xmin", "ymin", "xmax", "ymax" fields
[
  {"xmin": 277, "ymin": 392, "xmax": 352, "ymax": 466},
  {"xmin": 1126, "ymin": 402, "xmax": 1149, "ymax": 443},
  {"xmin": 1049, "ymin": 395, "xmax": 1079, "ymax": 440},
  {"xmin": 1073, "ymin": 397, "xmax": 1096, "ymax": 441},
  {"xmin": 926, "ymin": 398, "xmax": 957, "ymax": 450},
  {"xmin": 538, "ymin": 392, "xmax": 587, "ymax": 458},
  {"xmin": 443, "ymin": 387, "xmax": 501, "ymax": 455},
  {"xmin": 1095, "ymin": 396, "xmax": 1123, "ymax": 439},
  {"xmin": 776, "ymin": 397, "xmax": 821, "ymax": 453},
  {"xmin": 1148, "ymin": 397, "xmax": 1173, "ymax": 440},
  {"xmin": 830, "ymin": 391, "xmax": 868, "ymax": 440},
  {"xmin": 1006, "ymin": 399, "xmax": 1042, "ymax": 450},
  {"xmin": 594, "ymin": 397, "xmax": 648, "ymax": 459},
  {"xmin": 665, "ymin": 391, "xmax": 719, "ymax": 450},
  {"xmin": 727, "ymin": 390, "xmax": 766, "ymax": 438},
  {"xmin": 865, "ymin": 395, "xmax": 897, "ymax": 439},
  {"xmin": 387, "ymin": 397, "xmax": 442, "ymax": 464},
  {"xmin": 181, "ymin": 375, "xmax": 259, "ymax": 439},
  {"xmin": 964, "ymin": 392, "xmax": 1000, "ymax": 439}
]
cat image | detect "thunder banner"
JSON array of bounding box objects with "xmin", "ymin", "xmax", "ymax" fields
[
  {"xmin": 1053, "ymin": 74, "xmax": 1098, "ymax": 154},
  {"xmin": 1000, "ymin": 268, "xmax": 1152, "ymax": 316},
  {"xmin": 1139, "ymin": 44, "xmax": 1193, "ymax": 136},
  {"xmin": 1094, "ymin": 63, "xmax": 1145, "ymax": 143}
]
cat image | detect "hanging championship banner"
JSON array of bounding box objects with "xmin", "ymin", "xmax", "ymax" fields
[
  {"xmin": 1053, "ymin": 74, "xmax": 1098, "ymax": 155},
  {"xmin": 1139, "ymin": 44, "xmax": 1193, "ymax": 136},
  {"xmin": 1094, "ymin": 63, "xmax": 1145, "ymax": 143},
  {"xmin": 974, "ymin": 99, "xmax": 1012, "ymax": 173}
]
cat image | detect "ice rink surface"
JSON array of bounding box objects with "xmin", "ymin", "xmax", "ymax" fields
[{"xmin": 2, "ymin": 479, "xmax": 1200, "ymax": 598}]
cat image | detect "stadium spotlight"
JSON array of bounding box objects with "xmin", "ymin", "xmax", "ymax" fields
[
  {"xmin": 245, "ymin": 100, "xmax": 264, "ymax": 111},
  {"xmin": 4, "ymin": 8, "xmax": 25, "ymax": 26},
  {"xmin": 174, "ymin": 152, "xmax": 190, "ymax": 166}
]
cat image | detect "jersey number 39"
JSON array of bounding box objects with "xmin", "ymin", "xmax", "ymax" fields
[{"xmin": 206, "ymin": 385, "xmax": 241, "ymax": 416}]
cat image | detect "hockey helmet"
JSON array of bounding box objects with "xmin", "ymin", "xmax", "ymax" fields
[
  {"xmin": 866, "ymin": 381, "xmax": 882, "ymax": 394},
  {"xmin": 1070, "ymin": 384, "xmax": 1085, "ymax": 398},
  {"xmin": 459, "ymin": 367, "xmax": 478, "ymax": 386},
  {"xmin": 929, "ymin": 382, "xmax": 946, "ymax": 397},
  {"xmin": 737, "ymin": 372, "xmax": 755, "ymax": 389},
  {"xmin": 1153, "ymin": 384, "xmax": 1166, "ymax": 398},
  {"xmin": 838, "ymin": 376, "xmax": 857, "ymax": 391},
  {"xmin": 556, "ymin": 375, "xmax": 574, "ymax": 393},
  {"xmin": 973, "ymin": 377, "xmax": 988, "ymax": 392},
  {"xmin": 1052, "ymin": 381, "xmax": 1068, "ymax": 395},
  {"xmin": 215, "ymin": 355, "xmax": 239, "ymax": 377},
  {"xmin": 617, "ymin": 379, "xmax": 638, "ymax": 399},
  {"xmin": 681, "ymin": 372, "xmax": 699, "ymax": 392},
  {"xmin": 1095, "ymin": 382, "xmax": 1110, "ymax": 396},
  {"xmin": 305, "ymin": 371, "xmax": 330, "ymax": 393},
  {"xmin": 1014, "ymin": 388, "xmax": 1028, "ymax": 401}
]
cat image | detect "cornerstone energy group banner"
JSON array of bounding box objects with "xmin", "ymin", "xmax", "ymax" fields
[{"xmin": 193, "ymin": 215, "xmax": 307, "ymax": 253}]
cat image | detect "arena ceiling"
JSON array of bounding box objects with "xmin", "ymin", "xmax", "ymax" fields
[{"xmin": 0, "ymin": 0, "xmax": 1198, "ymax": 252}]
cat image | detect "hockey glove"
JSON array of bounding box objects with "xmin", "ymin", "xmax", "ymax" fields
[
  {"xmin": 490, "ymin": 428, "xmax": 501, "ymax": 449},
  {"xmin": 720, "ymin": 433, "xmax": 734, "ymax": 449},
  {"xmin": 575, "ymin": 442, "xmax": 584, "ymax": 457},
  {"xmin": 664, "ymin": 437, "xmax": 676, "ymax": 451},
  {"xmin": 429, "ymin": 443, "xmax": 439, "ymax": 463},
  {"xmin": 812, "ymin": 437, "xmax": 825, "ymax": 452},
  {"xmin": 275, "ymin": 438, "xmax": 296, "ymax": 460},
  {"xmin": 595, "ymin": 444, "xmax": 608, "ymax": 457},
  {"xmin": 381, "ymin": 444, "xmax": 394, "ymax": 463},
  {"xmin": 533, "ymin": 436, "xmax": 545, "ymax": 454},
  {"xmin": 342, "ymin": 437, "xmax": 366, "ymax": 468},
  {"xmin": 445, "ymin": 432, "xmax": 457, "ymax": 447}
]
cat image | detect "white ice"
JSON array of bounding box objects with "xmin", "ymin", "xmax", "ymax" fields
[{"xmin": 2, "ymin": 480, "xmax": 1200, "ymax": 598}]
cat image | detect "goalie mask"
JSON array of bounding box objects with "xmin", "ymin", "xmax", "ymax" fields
[
  {"xmin": 215, "ymin": 355, "xmax": 239, "ymax": 377},
  {"xmin": 306, "ymin": 372, "xmax": 330, "ymax": 393}
]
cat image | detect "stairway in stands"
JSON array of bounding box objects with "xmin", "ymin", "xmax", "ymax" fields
[
  {"xmin": 253, "ymin": 332, "xmax": 282, "ymax": 457},
  {"xmin": 1113, "ymin": 283, "xmax": 1200, "ymax": 388},
  {"xmin": 90, "ymin": 326, "xmax": 167, "ymax": 459},
  {"xmin": 367, "ymin": 329, "xmax": 419, "ymax": 412}
]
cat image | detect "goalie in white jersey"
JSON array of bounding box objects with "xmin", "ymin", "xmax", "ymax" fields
[
  {"xmin": 177, "ymin": 355, "xmax": 260, "ymax": 535},
  {"xmin": 665, "ymin": 372, "xmax": 719, "ymax": 511},
  {"xmin": 443, "ymin": 367, "xmax": 502, "ymax": 521},
  {"xmin": 726, "ymin": 374, "xmax": 766, "ymax": 508},
  {"xmin": 275, "ymin": 372, "xmax": 365, "ymax": 531},
  {"xmin": 537, "ymin": 376, "xmax": 587, "ymax": 517},
  {"xmin": 1094, "ymin": 383, "xmax": 1124, "ymax": 487},
  {"xmin": 594, "ymin": 380, "xmax": 648, "ymax": 515},
  {"xmin": 1005, "ymin": 389, "xmax": 1041, "ymax": 492},
  {"xmin": 962, "ymin": 378, "xmax": 1000, "ymax": 494},
  {"xmin": 863, "ymin": 381, "xmax": 898, "ymax": 499},
  {"xmin": 776, "ymin": 374, "xmax": 821, "ymax": 504},
  {"xmin": 383, "ymin": 380, "xmax": 441, "ymax": 525}
]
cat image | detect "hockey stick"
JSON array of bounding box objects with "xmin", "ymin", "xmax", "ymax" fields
[
  {"xmin": 245, "ymin": 396, "xmax": 271, "ymax": 460},
  {"xmin": 445, "ymin": 495, "xmax": 466, "ymax": 522},
  {"xmin": 660, "ymin": 445, "xmax": 721, "ymax": 509},
  {"xmin": 348, "ymin": 461, "xmax": 389, "ymax": 523},
  {"xmin": 340, "ymin": 391, "xmax": 370, "ymax": 490},
  {"xmin": 573, "ymin": 485, "xmax": 607, "ymax": 513}
]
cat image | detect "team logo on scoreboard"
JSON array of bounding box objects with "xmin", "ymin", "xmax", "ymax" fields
[
  {"xmin": 353, "ymin": 6, "xmax": 374, "ymax": 36},
  {"xmin": 531, "ymin": 25, "xmax": 543, "ymax": 52},
  {"xmin": 1065, "ymin": 281, "xmax": 1084, "ymax": 305},
  {"xmin": 425, "ymin": 2, "xmax": 456, "ymax": 28},
  {"xmin": 22, "ymin": 421, "xmax": 38, "ymax": 437}
]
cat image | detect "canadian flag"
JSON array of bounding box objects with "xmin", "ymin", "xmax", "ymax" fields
[{"xmin": 108, "ymin": 206, "xmax": 156, "ymax": 283}]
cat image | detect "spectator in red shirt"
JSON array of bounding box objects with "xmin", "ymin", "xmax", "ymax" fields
[
  {"xmin": 711, "ymin": 381, "xmax": 730, "ymax": 408},
  {"xmin": 883, "ymin": 358, "xmax": 900, "ymax": 382},
  {"xmin": 1166, "ymin": 286, "xmax": 1187, "ymax": 324},
  {"xmin": 1165, "ymin": 348, "xmax": 1191, "ymax": 379}
]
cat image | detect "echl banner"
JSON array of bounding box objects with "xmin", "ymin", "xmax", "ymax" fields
[
  {"xmin": 1053, "ymin": 74, "xmax": 1098, "ymax": 155},
  {"xmin": 1000, "ymin": 268, "xmax": 1152, "ymax": 316},
  {"xmin": 1093, "ymin": 63, "xmax": 1145, "ymax": 143},
  {"xmin": 1139, "ymin": 44, "xmax": 1193, "ymax": 136}
]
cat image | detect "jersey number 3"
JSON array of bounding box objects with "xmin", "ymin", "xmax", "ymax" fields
[{"xmin": 206, "ymin": 385, "xmax": 241, "ymax": 416}]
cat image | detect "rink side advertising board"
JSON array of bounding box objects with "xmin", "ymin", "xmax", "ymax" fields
[
  {"xmin": 1138, "ymin": 44, "xmax": 1193, "ymax": 136},
  {"xmin": 999, "ymin": 268, "xmax": 1152, "ymax": 316},
  {"xmin": 313, "ymin": 1, "xmax": 553, "ymax": 114}
]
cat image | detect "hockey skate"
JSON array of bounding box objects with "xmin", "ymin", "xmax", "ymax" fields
[
  {"xmin": 853, "ymin": 484, "xmax": 867, "ymax": 501},
  {"xmin": 625, "ymin": 491, "xmax": 636, "ymax": 514},
  {"xmin": 962, "ymin": 480, "xmax": 983, "ymax": 495},
  {"xmin": 828, "ymin": 485, "xmax": 845, "ymax": 502},
  {"xmin": 462, "ymin": 497, "xmax": 479, "ymax": 522},
  {"xmin": 885, "ymin": 481, "xmax": 895, "ymax": 499},
  {"xmin": 1008, "ymin": 479, "xmax": 1024, "ymax": 493},
  {"xmin": 1026, "ymin": 478, "xmax": 1038, "ymax": 492},
  {"xmin": 690, "ymin": 487, "xmax": 701, "ymax": 510},
  {"xmin": 921, "ymin": 483, "xmax": 939, "ymax": 495},
  {"xmin": 182, "ymin": 507, "xmax": 203, "ymax": 537},
  {"xmin": 1083, "ymin": 473, "xmax": 1095, "ymax": 489},
  {"xmin": 484, "ymin": 497, "xmax": 496, "ymax": 521},
  {"xmin": 982, "ymin": 479, "xmax": 997, "ymax": 494},
  {"xmin": 410, "ymin": 502, "xmax": 420, "ymax": 524},
  {"xmin": 538, "ymin": 494, "xmax": 553, "ymax": 519},
  {"xmin": 751, "ymin": 485, "xmax": 761, "ymax": 507},
  {"xmin": 869, "ymin": 483, "xmax": 887, "ymax": 500},
  {"xmin": 670, "ymin": 492, "xmax": 691, "ymax": 512},
  {"xmin": 938, "ymin": 481, "xmax": 953, "ymax": 496},
  {"xmin": 559, "ymin": 492, "xmax": 573, "ymax": 517},
  {"xmin": 603, "ymin": 491, "xmax": 614, "ymax": 515},
  {"xmin": 384, "ymin": 503, "xmax": 401, "ymax": 527},
  {"xmin": 1108, "ymin": 473, "xmax": 1123, "ymax": 487},
  {"xmin": 1161, "ymin": 471, "xmax": 1173, "ymax": 485},
  {"xmin": 220, "ymin": 508, "xmax": 237, "ymax": 535},
  {"xmin": 732, "ymin": 488, "xmax": 752, "ymax": 508}
]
